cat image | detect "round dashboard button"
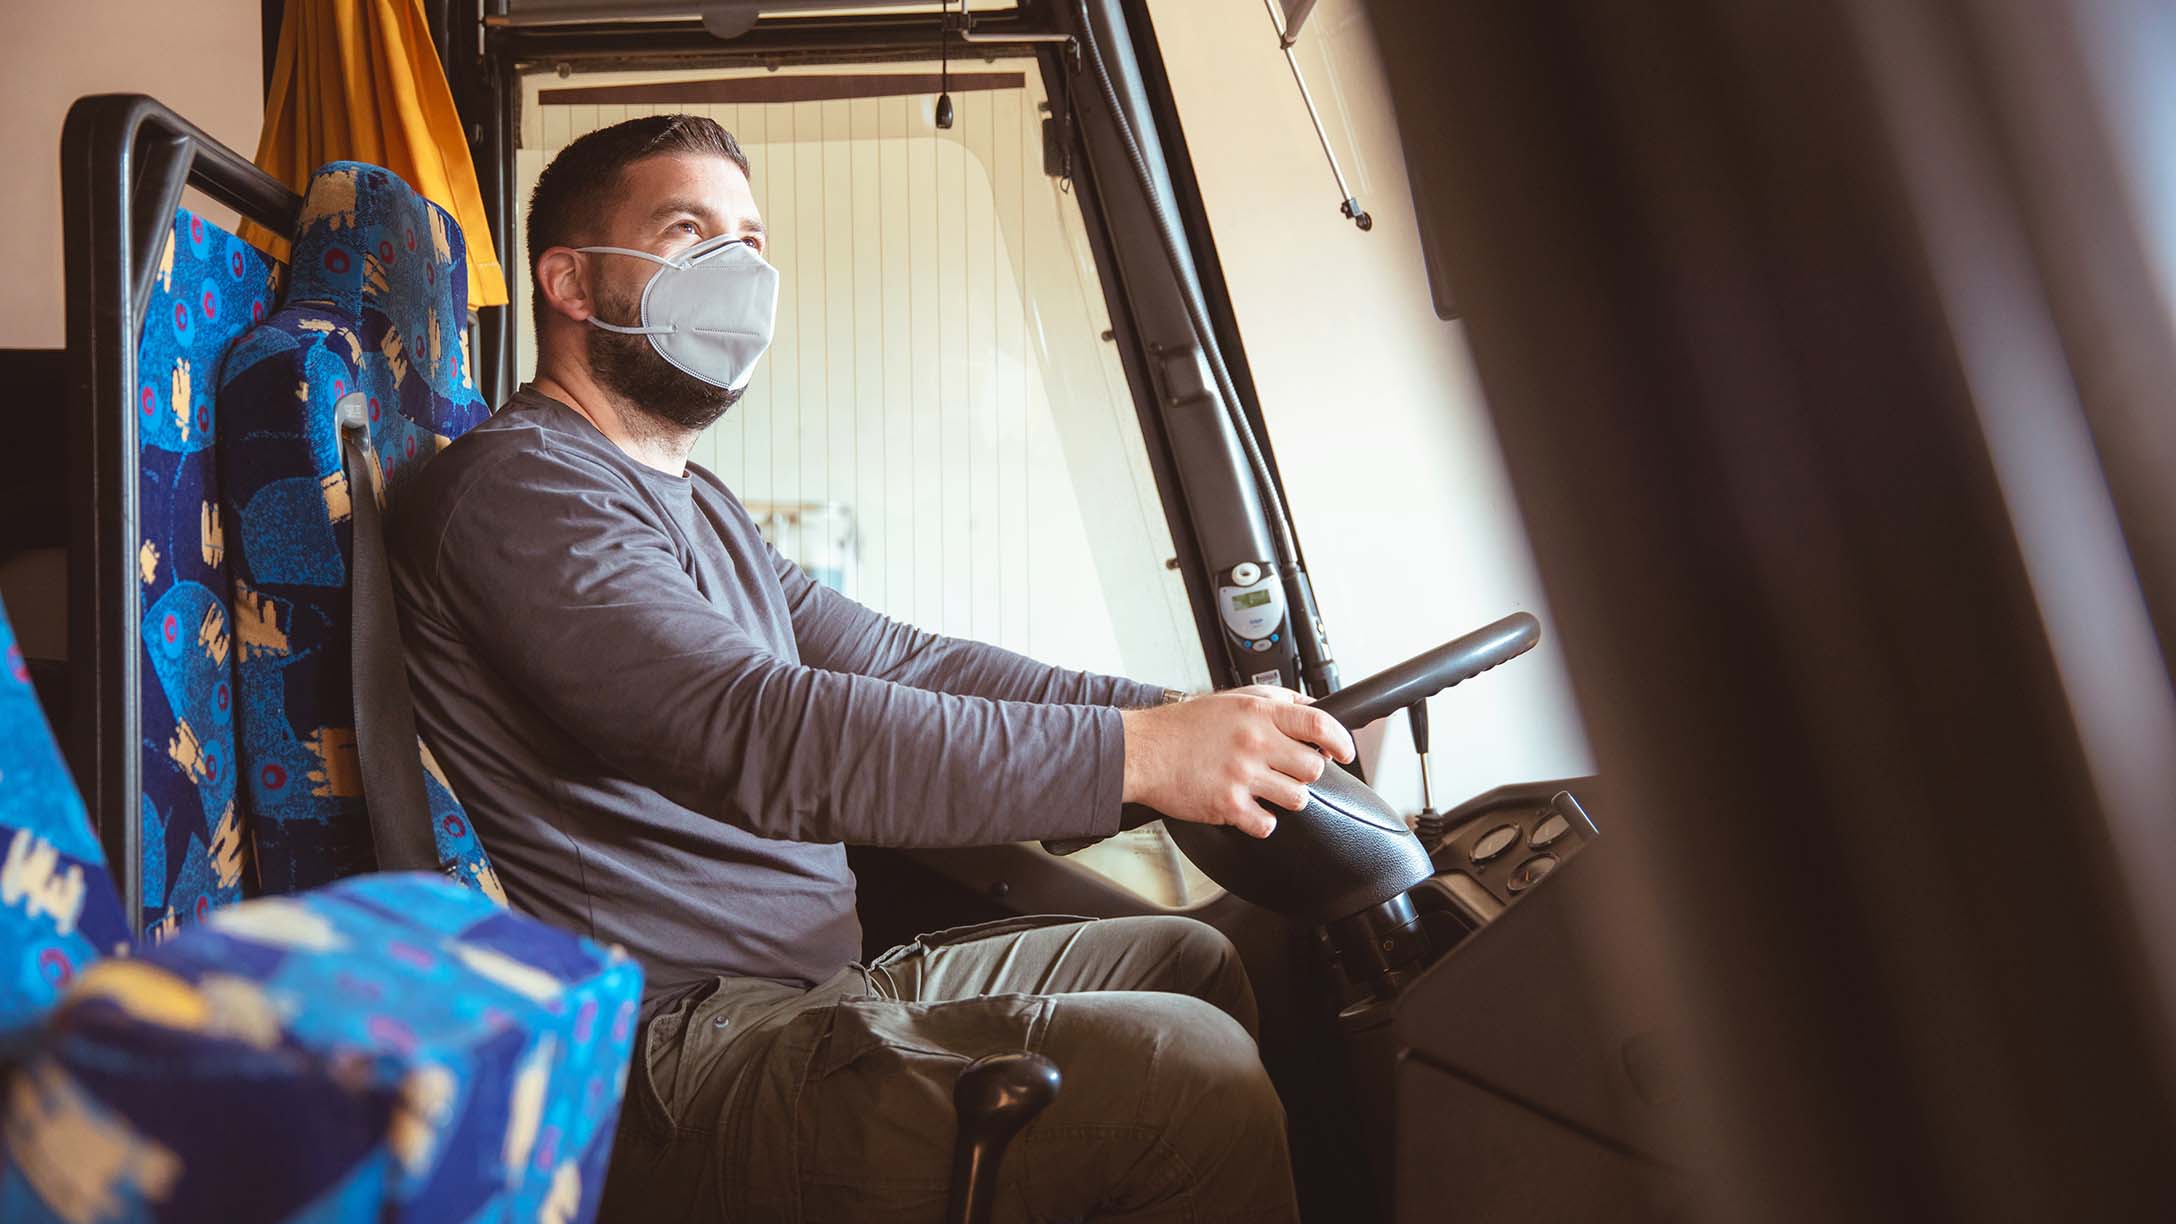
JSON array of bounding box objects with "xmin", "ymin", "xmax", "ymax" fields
[
  {"xmin": 1530, "ymin": 812, "xmax": 1571, "ymax": 849},
  {"xmin": 1507, "ymin": 853, "xmax": 1559, "ymax": 894},
  {"xmin": 1471, "ymin": 823, "xmax": 1521, "ymax": 865}
]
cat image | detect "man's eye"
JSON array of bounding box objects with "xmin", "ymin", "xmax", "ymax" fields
[{"xmin": 676, "ymin": 221, "xmax": 701, "ymax": 235}]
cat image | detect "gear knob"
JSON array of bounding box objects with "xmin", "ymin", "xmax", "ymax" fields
[{"xmin": 947, "ymin": 1052, "xmax": 1062, "ymax": 1224}]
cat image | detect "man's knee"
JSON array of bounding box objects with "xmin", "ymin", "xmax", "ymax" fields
[
  {"xmin": 1142, "ymin": 992, "xmax": 1281, "ymax": 1128},
  {"xmin": 1051, "ymin": 992, "xmax": 1280, "ymax": 1138},
  {"xmin": 1033, "ymin": 992, "xmax": 1294, "ymax": 1220}
]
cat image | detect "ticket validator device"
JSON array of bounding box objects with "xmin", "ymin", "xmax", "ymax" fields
[{"xmin": 1218, "ymin": 560, "xmax": 1292, "ymax": 685}]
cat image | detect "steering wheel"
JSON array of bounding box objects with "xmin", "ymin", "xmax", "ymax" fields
[
  {"xmin": 1051, "ymin": 613, "xmax": 1542, "ymax": 926},
  {"xmin": 1310, "ymin": 612, "xmax": 1540, "ymax": 733}
]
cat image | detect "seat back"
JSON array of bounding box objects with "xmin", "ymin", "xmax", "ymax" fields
[
  {"xmin": 133, "ymin": 208, "xmax": 282, "ymax": 939},
  {"xmin": 11, "ymin": 872, "xmax": 640, "ymax": 1222},
  {"xmin": 217, "ymin": 162, "xmax": 501, "ymax": 901},
  {"xmin": 0, "ymin": 596, "xmax": 129, "ymax": 1038}
]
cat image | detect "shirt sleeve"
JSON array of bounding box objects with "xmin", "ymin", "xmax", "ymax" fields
[
  {"xmin": 401, "ymin": 443, "xmax": 1125, "ymax": 847},
  {"xmin": 771, "ymin": 546, "xmax": 1170, "ymax": 708}
]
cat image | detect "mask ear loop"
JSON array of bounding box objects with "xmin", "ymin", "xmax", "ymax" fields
[
  {"xmin": 586, "ymin": 316, "xmax": 669, "ymax": 336},
  {"xmin": 575, "ymin": 245, "xmax": 676, "ymax": 335},
  {"xmin": 575, "ymin": 244, "xmax": 684, "ymax": 267}
]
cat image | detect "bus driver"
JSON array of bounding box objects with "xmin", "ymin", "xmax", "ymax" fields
[{"xmin": 389, "ymin": 114, "xmax": 1353, "ymax": 1223}]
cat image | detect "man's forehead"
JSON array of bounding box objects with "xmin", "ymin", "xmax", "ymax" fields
[{"xmin": 611, "ymin": 153, "xmax": 762, "ymax": 231}]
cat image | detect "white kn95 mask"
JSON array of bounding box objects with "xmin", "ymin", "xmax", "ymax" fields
[{"xmin": 578, "ymin": 234, "xmax": 780, "ymax": 392}]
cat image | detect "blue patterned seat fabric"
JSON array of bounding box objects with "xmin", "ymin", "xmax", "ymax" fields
[
  {"xmin": 135, "ymin": 209, "xmax": 281, "ymax": 939},
  {"xmin": 217, "ymin": 162, "xmax": 500, "ymax": 902},
  {"xmin": 0, "ymin": 599, "xmax": 130, "ymax": 1042},
  {"xmin": 0, "ymin": 162, "xmax": 636, "ymax": 1223},
  {"xmin": 0, "ymin": 871, "xmax": 642, "ymax": 1222}
]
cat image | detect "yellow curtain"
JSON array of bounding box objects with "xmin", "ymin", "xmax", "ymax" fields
[{"xmin": 244, "ymin": 0, "xmax": 509, "ymax": 307}]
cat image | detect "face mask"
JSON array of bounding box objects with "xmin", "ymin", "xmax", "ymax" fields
[{"xmin": 578, "ymin": 234, "xmax": 780, "ymax": 392}]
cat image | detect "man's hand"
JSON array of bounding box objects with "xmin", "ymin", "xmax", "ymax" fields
[{"xmin": 1120, "ymin": 688, "xmax": 1357, "ymax": 838}]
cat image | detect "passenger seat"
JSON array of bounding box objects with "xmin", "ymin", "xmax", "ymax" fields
[
  {"xmin": 216, "ymin": 162, "xmax": 500, "ymax": 902},
  {"xmin": 5, "ymin": 108, "xmax": 643, "ymax": 1221}
]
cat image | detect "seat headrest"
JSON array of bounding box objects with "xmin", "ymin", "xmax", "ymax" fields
[{"xmin": 286, "ymin": 161, "xmax": 475, "ymax": 399}]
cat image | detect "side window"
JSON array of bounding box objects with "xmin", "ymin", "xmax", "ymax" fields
[{"xmin": 517, "ymin": 64, "xmax": 1211, "ymax": 691}]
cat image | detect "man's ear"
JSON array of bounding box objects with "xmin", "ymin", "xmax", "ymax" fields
[{"xmin": 534, "ymin": 247, "xmax": 593, "ymax": 324}]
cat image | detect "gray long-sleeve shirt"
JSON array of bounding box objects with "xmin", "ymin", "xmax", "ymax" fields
[{"xmin": 389, "ymin": 388, "xmax": 1163, "ymax": 1002}]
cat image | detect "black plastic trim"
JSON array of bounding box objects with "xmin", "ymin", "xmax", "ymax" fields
[{"xmin": 1030, "ymin": 47, "xmax": 1229, "ymax": 686}]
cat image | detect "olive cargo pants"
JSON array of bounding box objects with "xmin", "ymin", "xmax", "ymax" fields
[{"xmin": 598, "ymin": 915, "xmax": 1301, "ymax": 1222}]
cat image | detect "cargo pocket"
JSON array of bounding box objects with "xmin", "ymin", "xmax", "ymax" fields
[{"xmin": 790, "ymin": 993, "xmax": 1048, "ymax": 1224}]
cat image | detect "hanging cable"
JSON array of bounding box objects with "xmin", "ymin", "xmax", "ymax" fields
[{"xmin": 936, "ymin": 0, "xmax": 956, "ymax": 129}]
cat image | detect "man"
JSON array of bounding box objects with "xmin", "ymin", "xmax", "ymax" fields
[{"xmin": 390, "ymin": 114, "xmax": 1353, "ymax": 1222}]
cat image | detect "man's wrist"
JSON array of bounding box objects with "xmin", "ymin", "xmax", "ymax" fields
[
  {"xmin": 1119, "ymin": 701, "xmax": 1171, "ymax": 805},
  {"xmin": 1122, "ymin": 686, "xmax": 1189, "ymax": 710}
]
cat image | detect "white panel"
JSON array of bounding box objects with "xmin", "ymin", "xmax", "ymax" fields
[
  {"xmin": 992, "ymin": 88, "xmax": 1029, "ymax": 648},
  {"xmin": 821, "ymin": 98, "xmax": 859, "ymax": 596},
  {"xmin": 513, "ymin": 148, "xmax": 543, "ymax": 385},
  {"xmin": 935, "ymin": 122, "xmax": 969, "ymax": 635},
  {"xmin": 880, "ymin": 96, "xmax": 917, "ymax": 619},
  {"xmin": 762, "ymin": 102, "xmax": 798, "ymax": 509},
  {"xmin": 727, "ymin": 103, "xmax": 762, "ymax": 499},
  {"xmin": 962, "ymin": 90, "xmax": 997, "ymax": 640},
  {"xmin": 3, "ymin": 0, "xmax": 260, "ymax": 347},
  {"xmin": 850, "ymin": 98, "xmax": 888, "ymax": 611},
  {"xmin": 907, "ymin": 109, "xmax": 944, "ymax": 631},
  {"xmin": 539, "ymin": 104, "xmax": 568, "ymax": 151},
  {"xmin": 794, "ymin": 99, "xmax": 827, "ymax": 524}
]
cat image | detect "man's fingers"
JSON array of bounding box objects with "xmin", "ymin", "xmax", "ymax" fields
[
  {"xmin": 1231, "ymin": 800, "xmax": 1279, "ymax": 838},
  {"xmin": 1270, "ymin": 700, "xmax": 1356, "ymax": 764},
  {"xmin": 1266, "ymin": 741, "xmax": 1327, "ymax": 786},
  {"xmin": 1255, "ymin": 772, "xmax": 1312, "ymax": 813}
]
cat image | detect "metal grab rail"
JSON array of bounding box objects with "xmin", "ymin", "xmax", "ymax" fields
[{"xmin": 61, "ymin": 94, "xmax": 302, "ymax": 936}]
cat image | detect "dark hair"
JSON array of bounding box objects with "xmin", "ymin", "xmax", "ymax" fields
[{"xmin": 525, "ymin": 114, "xmax": 751, "ymax": 333}]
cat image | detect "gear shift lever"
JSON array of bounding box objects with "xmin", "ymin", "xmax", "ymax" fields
[
  {"xmin": 946, "ymin": 1051, "xmax": 1062, "ymax": 1224},
  {"xmin": 1408, "ymin": 699, "xmax": 1445, "ymax": 844}
]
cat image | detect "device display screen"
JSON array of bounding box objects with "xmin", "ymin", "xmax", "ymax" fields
[{"xmin": 1232, "ymin": 590, "xmax": 1273, "ymax": 609}]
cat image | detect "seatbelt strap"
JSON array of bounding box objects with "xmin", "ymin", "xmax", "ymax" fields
[{"xmin": 337, "ymin": 397, "xmax": 441, "ymax": 874}]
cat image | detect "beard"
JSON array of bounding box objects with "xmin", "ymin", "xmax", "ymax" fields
[{"xmin": 586, "ymin": 288, "xmax": 742, "ymax": 432}]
